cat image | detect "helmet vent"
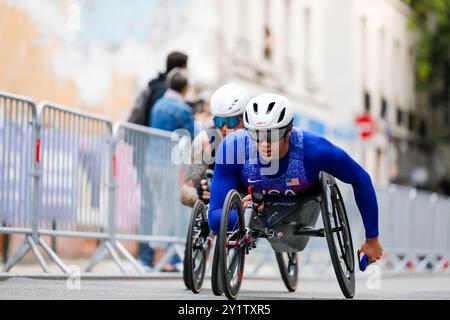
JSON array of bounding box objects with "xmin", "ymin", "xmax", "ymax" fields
[
  {"xmin": 278, "ymin": 108, "xmax": 286, "ymax": 123},
  {"xmin": 253, "ymin": 103, "xmax": 258, "ymax": 114},
  {"xmin": 267, "ymin": 102, "xmax": 276, "ymax": 114}
]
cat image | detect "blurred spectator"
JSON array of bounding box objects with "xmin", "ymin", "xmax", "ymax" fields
[
  {"xmin": 128, "ymin": 51, "xmax": 188, "ymax": 270},
  {"xmin": 150, "ymin": 67, "xmax": 194, "ymax": 271},
  {"xmin": 150, "ymin": 67, "xmax": 195, "ymax": 138},
  {"xmin": 194, "ymin": 92, "xmax": 214, "ymax": 129},
  {"xmin": 128, "ymin": 51, "xmax": 189, "ymax": 126},
  {"xmin": 264, "ymin": 25, "xmax": 273, "ymax": 61},
  {"xmin": 439, "ymin": 177, "xmax": 450, "ymax": 196}
]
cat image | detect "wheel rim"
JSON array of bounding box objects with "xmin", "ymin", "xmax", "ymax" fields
[
  {"xmin": 187, "ymin": 201, "xmax": 209, "ymax": 292},
  {"xmin": 325, "ymin": 180, "xmax": 354, "ymax": 278},
  {"xmin": 211, "ymin": 235, "xmax": 224, "ymax": 296},
  {"xmin": 220, "ymin": 191, "xmax": 246, "ymax": 299},
  {"xmin": 276, "ymin": 252, "xmax": 298, "ymax": 291},
  {"xmin": 321, "ymin": 174, "xmax": 355, "ymax": 298},
  {"xmin": 331, "ymin": 185, "xmax": 354, "ymax": 273},
  {"xmin": 191, "ymin": 210, "xmax": 207, "ymax": 288}
]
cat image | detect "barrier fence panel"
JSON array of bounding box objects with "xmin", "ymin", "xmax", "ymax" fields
[
  {"xmin": 37, "ymin": 102, "xmax": 112, "ymax": 237},
  {"xmin": 112, "ymin": 122, "xmax": 191, "ymax": 273},
  {"xmin": 0, "ymin": 92, "xmax": 50, "ymax": 272},
  {"xmin": 0, "ymin": 93, "xmax": 36, "ymax": 234},
  {"xmin": 36, "ymin": 102, "xmax": 124, "ymax": 273}
]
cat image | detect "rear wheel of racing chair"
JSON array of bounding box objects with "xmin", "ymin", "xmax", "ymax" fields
[
  {"xmin": 183, "ymin": 244, "xmax": 191, "ymax": 290},
  {"xmin": 320, "ymin": 173, "xmax": 355, "ymax": 299},
  {"xmin": 219, "ymin": 190, "xmax": 246, "ymax": 300},
  {"xmin": 185, "ymin": 200, "xmax": 211, "ymax": 293},
  {"xmin": 275, "ymin": 252, "xmax": 299, "ymax": 292}
]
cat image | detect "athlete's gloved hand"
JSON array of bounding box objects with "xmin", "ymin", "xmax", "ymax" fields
[
  {"xmin": 360, "ymin": 237, "xmax": 383, "ymax": 264},
  {"xmin": 242, "ymin": 194, "xmax": 265, "ymax": 213},
  {"xmin": 195, "ymin": 179, "xmax": 210, "ymax": 203}
]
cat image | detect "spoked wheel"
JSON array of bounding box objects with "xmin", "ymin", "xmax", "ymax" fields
[
  {"xmin": 275, "ymin": 252, "xmax": 299, "ymax": 292},
  {"xmin": 320, "ymin": 173, "xmax": 355, "ymax": 299},
  {"xmin": 183, "ymin": 243, "xmax": 190, "ymax": 290},
  {"xmin": 185, "ymin": 200, "xmax": 210, "ymax": 293},
  {"xmin": 211, "ymin": 234, "xmax": 224, "ymax": 296},
  {"xmin": 219, "ymin": 190, "xmax": 246, "ymax": 300}
]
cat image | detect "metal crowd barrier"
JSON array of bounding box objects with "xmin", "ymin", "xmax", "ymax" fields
[
  {"xmin": 110, "ymin": 122, "xmax": 191, "ymax": 273},
  {"xmin": 36, "ymin": 102, "xmax": 130, "ymax": 274},
  {"xmin": 375, "ymin": 185, "xmax": 450, "ymax": 273},
  {"xmin": 0, "ymin": 92, "xmax": 65, "ymax": 273}
]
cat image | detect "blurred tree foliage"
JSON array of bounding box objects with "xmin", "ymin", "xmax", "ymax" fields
[{"xmin": 406, "ymin": 0, "xmax": 450, "ymax": 109}]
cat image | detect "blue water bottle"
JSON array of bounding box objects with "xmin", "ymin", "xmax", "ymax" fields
[{"xmin": 358, "ymin": 249, "xmax": 369, "ymax": 272}]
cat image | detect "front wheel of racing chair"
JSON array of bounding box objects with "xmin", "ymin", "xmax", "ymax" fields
[
  {"xmin": 275, "ymin": 252, "xmax": 299, "ymax": 292},
  {"xmin": 320, "ymin": 172, "xmax": 356, "ymax": 299},
  {"xmin": 218, "ymin": 190, "xmax": 247, "ymax": 300},
  {"xmin": 184, "ymin": 200, "xmax": 212, "ymax": 293},
  {"xmin": 211, "ymin": 234, "xmax": 224, "ymax": 296}
]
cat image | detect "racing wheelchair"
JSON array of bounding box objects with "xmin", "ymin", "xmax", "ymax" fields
[
  {"xmin": 213, "ymin": 172, "xmax": 356, "ymax": 300},
  {"xmin": 183, "ymin": 170, "xmax": 216, "ymax": 293}
]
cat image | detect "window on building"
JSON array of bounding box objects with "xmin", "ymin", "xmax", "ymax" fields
[
  {"xmin": 263, "ymin": 0, "xmax": 272, "ymax": 61},
  {"xmin": 444, "ymin": 106, "xmax": 450, "ymax": 126},
  {"xmin": 238, "ymin": 0, "xmax": 249, "ymax": 55},
  {"xmin": 419, "ymin": 118, "xmax": 427, "ymax": 138},
  {"xmin": 408, "ymin": 112, "xmax": 415, "ymax": 131},
  {"xmin": 381, "ymin": 98, "xmax": 388, "ymax": 119},
  {"xmin": 396, "ymin": 108, "xmax": 403, "ymax": 126},
  {"xmin": 304, "ymin": 7, "xmax": 311, "ymax": 67},
  {"xmin": 364, "ymin": 91, "xmax": 371, "ymax": 113}
]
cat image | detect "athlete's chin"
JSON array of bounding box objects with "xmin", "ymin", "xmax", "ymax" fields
[
  {"xmin": 261, "ymin": 152, "xmax": 280, "ymax": 161},
  {"xmin": 260, "ymin": 151, "xmax": 271, "ymax": 159}
]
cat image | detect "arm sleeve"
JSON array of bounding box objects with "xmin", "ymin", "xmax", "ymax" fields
[
  {"xmin": 208, "ymin": 137, "xmax": 242, "ymax": 222},
  {"xmin": 309, "ymin": 137, "xmax": 379, "ymax": 238}
]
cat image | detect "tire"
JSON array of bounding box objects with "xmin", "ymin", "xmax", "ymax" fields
[
  {"xmin": 275, "ymin": 252, "xmax": 298, "ymax": 292},
  {"xmin": 182, "ymin": 243, "xmax": 190, "ymax": 290},
  {"xmin": 219, "ymin": 190, "xmax": 246, "ymax": 300},
  {"xmin": 211, "ymin": 234, "xmax": 224, "ymax": 296},
  {"xmin": 320, "ymin": 173, "xmax": 355, "ymax": 299},
  {"xmin": 185, "ymin": 200, "xmax": 209, "ymax": 294}
]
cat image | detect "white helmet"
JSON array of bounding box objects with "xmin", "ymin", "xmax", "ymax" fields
[
  {"xmin": 244, "ymin": 93, "xmax": 294, "ymax": 130},
  {"xmin": 210, "ymin": 84, "xmax": 249, "ymax": 117}
]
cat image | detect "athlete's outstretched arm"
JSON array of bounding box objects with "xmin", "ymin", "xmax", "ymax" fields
[
  {"xmin": 307, "ymin": 136, "xmax": 379, "ymax": 238},
  {"xmin": 208, "ymin": 136, "xmax": 243, "ymax": 233}
]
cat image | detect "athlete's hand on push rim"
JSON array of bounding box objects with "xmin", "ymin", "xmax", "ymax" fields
[
  {"xmin": 242, "ymin": 194, "xmax": 265, "ymax": 213},
  {"xmin": 200, "ymin": 179, "xmax": 210, "ymax": 200},
  {"xmin": 360, "ymin": 237, "xmax": 383, "ymax": 264}
]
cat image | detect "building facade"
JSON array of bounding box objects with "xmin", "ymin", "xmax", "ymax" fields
[{"xmin": 215, "ymin": 0, "xmax": 447, "ymax": 188}]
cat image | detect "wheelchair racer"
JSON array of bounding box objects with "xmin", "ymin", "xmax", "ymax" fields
[
  {"xmin": 180, "ymin": 84, "xmax": 250, "ymax": 206},
  {"xmin": 208, "ymin": 94, "xmax": 383, "ymax": 264}
]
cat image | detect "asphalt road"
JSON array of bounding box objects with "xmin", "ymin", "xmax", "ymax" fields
[{"xmin": 0, "ymin": 274, "xmax": 449, "ymax": 300}]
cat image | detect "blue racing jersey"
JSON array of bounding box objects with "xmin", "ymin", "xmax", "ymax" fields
[{"xmin": 208, "ymin": 128, "xmax": 379, "ymax": 238}]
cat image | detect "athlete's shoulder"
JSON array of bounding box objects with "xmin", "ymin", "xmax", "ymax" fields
[
  {"xmin": 301, "ymin": 129, "xmax": 328, "ymax": 146},
  {"xmin": 215, "ymin": 129, "xmax": 248, "ymax": 168},
  {"xmin": 301, "ymin": 130, "xmax": 336, "ymax": 158},
  {"xmin": 223, "ymin": 128, "xmax": 248, "ymax": 143},
  {"xmin": 219, "ymin": 128, "xmax": 248, "ymax": 150}
]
